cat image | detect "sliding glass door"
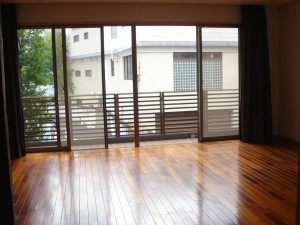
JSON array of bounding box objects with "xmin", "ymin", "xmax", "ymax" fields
[
  {"xmin": 136, "ymin": 26, "xmax": 198, "ymax": 143},
  {"xmin": 19, "ymin": 26, "xmax": 240, "ymax": 151},
  {"xmin": 55, "ymin": 28, "xmax": 69, "ymax": 148},
  {"xmin": 65, "ymin": 28, "xmax": 105, "ymax": 150},
  {"xmin": 19, "ymin": 29, "xmax": 60, "ymax": 149},
  {"xmin": 201, "ymin": 28, "xmax": 239, "ymax": 139},
  {"xmin": 104, "ymin": 26, "xmax": 135, "ymax": 147}
]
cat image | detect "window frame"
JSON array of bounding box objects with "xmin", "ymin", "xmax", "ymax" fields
[
  {"xmin": 84, "ymin": 32, "xmax": 89, "ymax": 40},
  {"xmin": 85, "ymin": 69, "xmax": 92, "ymax": 77},
  {"xmin": 73, "ymin": 34, "xmax": 79, "ymax": 42},
  {"xmin": 75, "ymin": 70, "xmax": 81, "ymax": 77},
  {"xmin": 111, "ymin": 59, "xmax": 115, "ymax": 77}
]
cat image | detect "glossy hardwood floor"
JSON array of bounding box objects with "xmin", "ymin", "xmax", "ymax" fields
[{"xmin": 11, "ymin": 140, "xmax": 298, "ymax": 225}]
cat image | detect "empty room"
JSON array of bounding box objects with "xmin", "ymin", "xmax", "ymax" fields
[{"xmin": 0, "ymin": 0, "xmax": 299, "ymax": 225}]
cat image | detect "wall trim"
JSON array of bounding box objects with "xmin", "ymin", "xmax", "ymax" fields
[{"xmin": 274, "ymin": 135, "xmax": 300, "ymax": 146}]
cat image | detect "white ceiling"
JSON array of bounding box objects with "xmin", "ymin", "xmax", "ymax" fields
[{"xmin": 1, "ymin": 0, "xmax": 299, "ymax": 6}]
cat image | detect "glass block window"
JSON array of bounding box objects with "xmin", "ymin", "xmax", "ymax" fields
[
  {"xmin": 173, "ymin": 52, "xmax": 222, "ymax": 92},
  {"xmin": 174, "ymin": 59, "xmax": 197, "ymax": 92},
  {"xmin": 111, "ymin": 26, "xmax": 118, "ymax": 39},
  {"xmin": 174, "ymin": 52, "xmax": 197, "ymax": 91},
  {"xmin": 202, "ymin": 52, "xmax": 222, "ymax": 90}
]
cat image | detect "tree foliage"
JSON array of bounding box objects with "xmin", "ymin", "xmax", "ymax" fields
[
  {"xmin": 18, "ymin": 29, "xmax": 74, "ymax": 97},
  {"xmin": 18, "ymin": 29, "xmax": 54, "ymax": 97},
  {"xmin": 54, "ymin": 29, "xmax": 74, "ymax": 95},
  {"xmin": 18, "ymin": 29, "xmax": 74, "ymax": 141}
]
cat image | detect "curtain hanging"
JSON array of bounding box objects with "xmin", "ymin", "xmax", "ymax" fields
[
  {"xmin": 2, "ymin": 4, "xmax": 26, "ymax": 159},
  {"xmin": 0, "ymin": 3, "xmax": 17, "ymax": 225},
  {"xmin": 240, "ymin": 5, "xmax": 273, "ymax": 143}
]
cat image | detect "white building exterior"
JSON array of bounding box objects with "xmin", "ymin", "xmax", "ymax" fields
[{"xmin": 66, "ymin": 26, "xmax": 239, "ymax": 95}]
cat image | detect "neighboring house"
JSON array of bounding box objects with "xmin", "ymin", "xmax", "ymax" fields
[{"xmin": 66, "ymin": 26, "xmax": 239, "ymax": 96}]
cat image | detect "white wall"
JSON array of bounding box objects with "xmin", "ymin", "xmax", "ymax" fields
[
  {"xmin": 204, "ymin": 47, "xmax": 239, "ymax": 90},
  {"xmin": 105, "ymin": 49, "xmax": 134, "ymax": 94},
  {"xmin": 137, "ymin": 51, "xmax": 174, "ymax": 92},
  {"xmin": 67, "ymin": 28, "xmax": 101, "ymax": 58},
  {"xmin": 222, "ymin": 51, "xmax": 239, "ymax": 90},
  {"xmin": 69, "ymin": 58, "xmax": 103, "ymax": 95},
  {"xmin": 70, "ymin": 45, "xmax": 238, "ymax": 95}
]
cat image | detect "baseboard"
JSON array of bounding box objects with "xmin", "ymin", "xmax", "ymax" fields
[{"xmin": 274, "ymin": 135, "xmax": 300, "ymax": 146}]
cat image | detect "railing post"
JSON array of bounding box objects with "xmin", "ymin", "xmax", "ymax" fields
[
  {"xmin": 160, "ymin": 92, "xmax": 165, "ymax": 134},
  {"xmin": 203, "ymin": 91, "xmax": 208, "ymax": 134},
  {"xmin": 114, "ymin": 94, "xmax": 120, "ymax": 137},
  {"xmin": 68, "ymin": 96, "xmax": 73, "ymax": 143}
]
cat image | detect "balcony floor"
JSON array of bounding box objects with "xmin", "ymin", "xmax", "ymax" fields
[{"xmin": 71, "ymin": 138, "xmax": 198, "ymax": 150}]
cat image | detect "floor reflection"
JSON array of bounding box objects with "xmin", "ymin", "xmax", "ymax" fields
[{"xmin": 12, "ymin": 140, "xmax": 298, "ymax": 225}]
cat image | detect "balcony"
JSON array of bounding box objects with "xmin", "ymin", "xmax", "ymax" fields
[{"xmin": 22, "ymin": 90, "xmax": 239, "ymax": 149}]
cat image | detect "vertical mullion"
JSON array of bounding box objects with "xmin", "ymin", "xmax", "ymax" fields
[
  {"xmin": 197, "ymin": 26, "xmax": 204, "ymax": 142},
  {"xmin": 52, "ymin": 28, "xmax": 61, "ymax": 148},
  {"xmin": 62, "ymin": 28, "xmax": 71, "ymax": 150},
  {"xmin": 132, "ymin": 26, "xmax": 139, "ymax": 147},
  {"xmin": 101, "ymin": 26, "xmax": 109, "ymax": 149},
  {"xmin": 238, "ymin": 27, "xmax": 241, "ymax": 139}
]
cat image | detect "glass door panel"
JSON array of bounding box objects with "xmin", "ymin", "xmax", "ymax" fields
[
  {"xmin": 55, "ymin": 28, "xmax": 68, "ymax": 148},
  {"xmin": 65, "ymin": 28, "xmax": 105, "ymax": 150},
  {"xmin": 19, "ymin": 29, "xmax": 58, "ymax": 149},
  {"xmin": 136, "ymin": 26, "xmax": 198, "ymax": 144},
  {"xmin": 104, "ymin": 26, "xmax": 134, "ymax": 148},
  {"xmin": 201, "ymin": 28, "xmax": 239, "ymax": 138}
]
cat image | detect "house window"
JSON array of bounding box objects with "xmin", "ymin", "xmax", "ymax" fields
[
  {"xmin": 75, "ymin": 70, "xmax": 81, "ymax": 77},
  {"xmin": 111, "ymin": 59, "xmax": 115, "ymax": 76},
  {"xmin": 173, "ymin": 52, "xmax": 197, "ymax": 92},
  {"xmin": 111, "ymin": 27, "xmax": 117, "ymax": 39},
  {"xmin": 124, "ymin": 55, "xmax": 132, "ymax": 80},
  {"xmin": 84, "ymin": 32, "xmax": 89, "ymax": 40},
  {"xmin": 73, "ymin": 35, "xmax": 79, "ymax": 42},
  {"xmin": 85, "ymin": 70, "xmax": 92, "ymax": 77},
  {"xmin": 202, "ymin": 52, "xmax": 222, "ymax": 90}
]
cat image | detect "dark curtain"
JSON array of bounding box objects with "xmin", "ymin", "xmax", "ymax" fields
[
  {"xmin": 0, "ymin": 3, "xmax": 16, "ymax": 225},
  {"xmin": 240, "ymin": 5, "xmax": 273, "ymax": 143},
  {"xmin": 2, "ymin": 4, "xmax": 25, "ymax": 159}
]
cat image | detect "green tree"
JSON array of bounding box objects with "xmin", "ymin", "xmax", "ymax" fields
[
  {"xmin": 54, "ymin": 29, "xmax": 74, "ymax": 95},
  {"xmin": 18, "ymin": 29, "xmax": 74, "ymax": 142},
  {"xmin": 18, "ymin": 29, "xmax": 54, "ymax": 97},
  {"xmin": 18, "ymin": 29, "xmax": 55, "ymax": 141}
]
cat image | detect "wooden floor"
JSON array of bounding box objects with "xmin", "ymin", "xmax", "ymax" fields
[{"xmin": 11, "ymin": 140, "xmax": 298, "ymax": 225}]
